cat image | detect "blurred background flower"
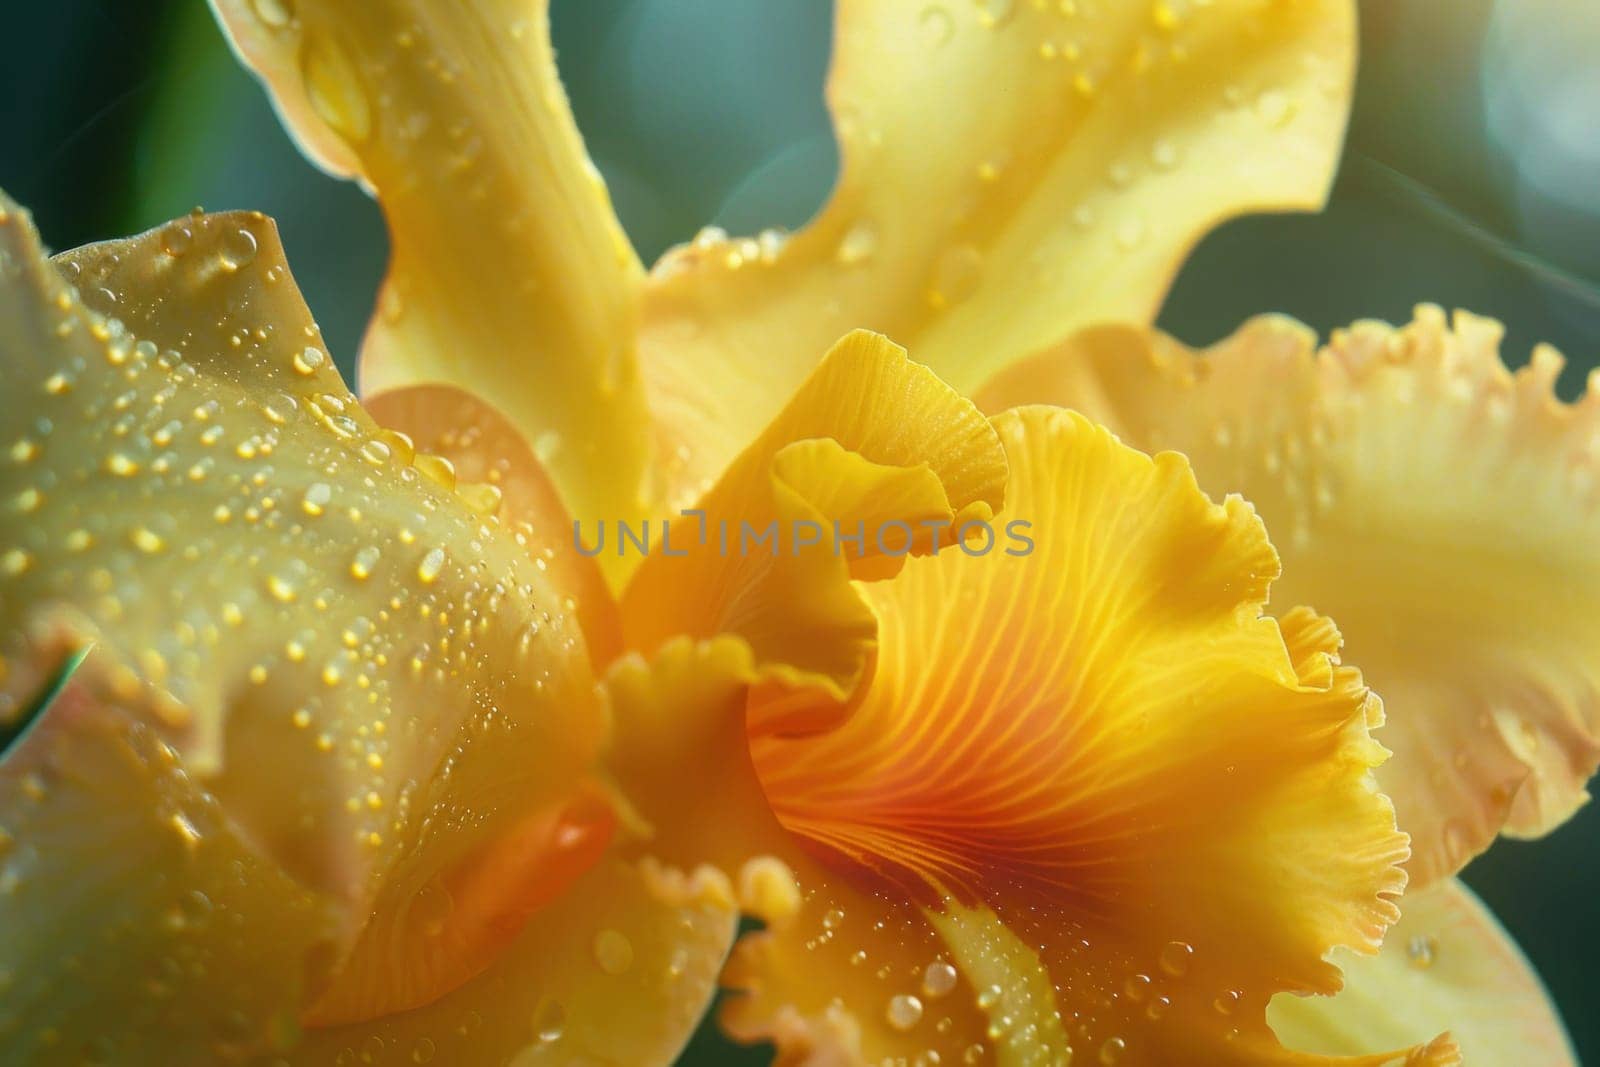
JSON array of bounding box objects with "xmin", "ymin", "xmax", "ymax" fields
[{"xmin": 2, "ymin": 0, "xmax": 1597, "ymax": 1062}]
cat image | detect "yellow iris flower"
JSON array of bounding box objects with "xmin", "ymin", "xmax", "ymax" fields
[{"xmin": 0, "ymin": 0, "xmax": 1588, "ymax": 1064}]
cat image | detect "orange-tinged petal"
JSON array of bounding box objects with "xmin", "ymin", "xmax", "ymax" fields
[
  {"xmin": 726, "ymin": 408, "xmax": 1439, "ymax": 1065},
  {"xmin": 612, "ymin": 402, "xmax": 1445, "ymax": 1065},
  {"xmin": 1269, "ymin": 879, "xmax": 1574, "ymax": 1065},
  {"xmin": 621, "ymin": 330, "xmax": 1006, "ymax": 698},
  {"xmin": 363, "ymin": 384, "xmax": 622, "ymax": 670},
  {"xmin": 208, "ymin": 0, "xmax": 652, "ymax": 540},
  {"xmin": 282, "ymin": 855, "xmax": 737, "ymax": 1067},
  {"xmin": 641, "ymin": 0, "xmax": 1356, "ymax": 509},
  {"xmin": 0, "ymin": 197, "xmax": 655, "ymax": 1054},
  {"xmin": 979, "ymin": 307, "xmax": 1600, "ymax": 887}
]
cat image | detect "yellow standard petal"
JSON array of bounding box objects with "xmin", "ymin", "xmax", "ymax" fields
[
  {"xmin": 979, "ymin": 307, "xmax": 1600, "ymax": 888},
  {"xmin": 0, "ymin": 195, "xmax": 733, "ymax": 1064},
  {"xmin": 1269, "ymin": 879, "xmax": 1575, "ymax": 1065},
  {"xmin": 640, "ymin": 0, "xmax": 1356, "ymax": 508},
  {"xmin": 209, "ymin": 0, "xmax": 652, "ymax": 538}
]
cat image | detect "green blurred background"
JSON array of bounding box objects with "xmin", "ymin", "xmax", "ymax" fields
[{"xmin": 2, "ymin": 1, "xmax": 1597, "ymax": 1062}]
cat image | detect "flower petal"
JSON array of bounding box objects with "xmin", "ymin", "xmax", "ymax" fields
[
  {"xmin": 978, "ymin": 307, "xmax": 1600, "ymax": 887},
  {"xmin": 722, "ymin": 407, "xmax": 1442, "ymax": 1065},
  {"xmin": 208, "ymin": 0, "xmax": 652, "ymax": 535},
  {"xmin": 362, "ymin": 384, "xmax": 622, "ymax": 670},
  {"xmin": 641, "ymin": 0, "xmax": 1356, "ymax": 508},
  {"xmin": 0, "ymin": 198, "xmax": 627, "ymax": 1048},
  {"xmin": 1269, "ymin": 879, "xmax": 1575, "ymax": 1065},
  {"xmin": 0, "ymin": 679, "xmax": 335, "ymax": 1062},
  {"xmin": 620, "ymin": 329, "xmax": 1006, "ymax": 699},
  {"xmin": 282, "ymin": 855, "xmax": 737, "ymax": 1067}
]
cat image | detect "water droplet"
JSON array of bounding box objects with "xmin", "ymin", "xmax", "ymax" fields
[
  {"xmin": 886, "ymin": 993, "xmax": 924, "ymax": 1031},
  {"xmin": 411, "ymin": 1038, "xmax": 436, "ymax": 1064},
  {"xmin": 294, "ymin": 346, "xmax": 327, "ymax": 375},
  {"xmin": 822, "ymin": 907, "xmax": 845, "ymax": 930},
  {"xmin": 130, "ymin": 526, "xmax": 165, "ymax": 554},
  {"xmin": 302, "ymin": 482, "xmax": 332, "ymax": 516},
  {"xmin": 417, "ymin": 547, "xmax": 447, "ymax": 584},
  {"xmin": 220, "ymin": 228, "xmax": 258, "ymax": 271},
  {"xmin": 593, "ymin": 929, "xmax": 635, "ymax": 975},
  {"xmin": 836, "ymin": 220, "xmax": 879, "ymax": 266},
  {"xmin": 922, "ymin": 960, "xmax": 959, "ymax": 998},
  {"xmin": 1158, "ymin": 940, "xmax": 1193, "ymax": 977},
  {"xmin": 1099, "ymin": 1036, "xmax": 1127, "ymax": 1065},
  {"xmin": 267, "ymin": 573, "xmax": 298, "ymax": 603},
  {"xmin": 1406, "ymin": 934, "xmax": 1438, "ymax": 970},
  {"xmin": 1123, "ymin": 973, "xmax": 1151, "ymax": 1002},
  {"xmin": 350, "ymin": 545, "xmax": 381, "ymax": 581},
  {"xmin": 302, "ymin": 34, "xmax": 373, "ymax": 144},
  {"xmin": 534, "ymin": 998, "xmax": 566, "ymax": 1043},
  {"xmin": 160, "ymin": 222, "xmax": 193, "ymax": 257}
]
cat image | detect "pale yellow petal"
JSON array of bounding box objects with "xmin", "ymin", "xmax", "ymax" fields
[
  {"xmin": 979, "ymin": 307, "xmax": 1600, "ymax": 886},
  {"xmin": 0, "ymin": 196, "xmax": 639, "ymax": 1053},
  {"xmin": 1269, "ymin": 880, "xmax": 1575, "ymax": 1065},
  {"xmin": 641, "ymin": 0, "xmax": 1356, "ymax": 508},
  {"xmin": 208, "ymin": 0, "xmax": 652, "ymax": 538}
]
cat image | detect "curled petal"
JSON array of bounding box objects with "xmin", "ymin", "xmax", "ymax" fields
[
  {"xmin": 0, "ymin": 197, "xmax": 647, "ymax": 1053},
  {"xmin": 621, "ymin": 330, "xmax": 1007, "ymax": 699},
  {"xmin": 979, "ymin": 307, "xmax": 1600, "ymax": 886},
  {"xmin": 209, "ymin": 0, "xmax": 652, "ymax": 539},
  {"xmin": 641, "ymin": 0, "xmax": 1356, "ymax": 508},
  {"xmin": 1269, "ymin": 880, "xmax": 1575, "ymax": 1065},
  {"xmin": 729, "ymin": 408, "xmax": 1442, "ymax": 1065}
]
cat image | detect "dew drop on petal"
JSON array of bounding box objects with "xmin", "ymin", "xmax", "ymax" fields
[
  {"xmin": 592, "ymin": 929, "xmax": 634, "ymax": 975},
  {"xmin": 886, "ymin": 993, "xmax": 924, "ymax": 1031},
  {"xmin": 1158, "ymin": 940, "xmax": 1193, "ymax": 977},
  {"xmin": 293, "ymin": 346, "xmax": 327, "ymax": 376},
  {"xmin": 160, "ymin": 222, "xmax": 193, "ymax": 257},
  {"xmin": 220, "ymin": 228, "xmax": 258, "ymax": 271},
  {"xmin": 1406, "ymin": 934, "xmax": 1438, "ymax": 970},
  {"xmin": 534, "ymin": 998, "xmax": 565, "ymax": 1043},
  {"xmin": 922, "ymin": 960, "xmax": 959, "ymax": 998}
]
